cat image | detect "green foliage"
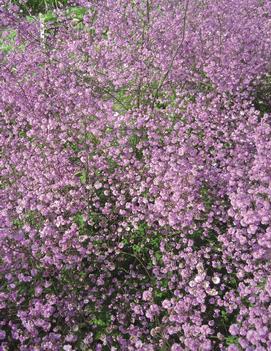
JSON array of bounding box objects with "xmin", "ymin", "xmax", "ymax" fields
[
  {"xmin": 228, "ymin": 276, "xmax": 238, "ymax": 289},
  {"xmin": 14, "ymin": 0, "xmax": 68, "ymax": 15},
  {"xmin": 12, "ymin": 218, "xmax": 24, "ymax": 229},
  {"xmin": 39, "ymin": 10, "xmax": 57, "ymax": 23},
  {"xmin": 129, "ymin": 134, "xmax": 144, "ymax": 160},
  {"xmin": 66, "ymin": 6, "xmax": 87, "ymax": 21},
  {"xmin": 113, "ymin": 88, "xmax": 134, "ymax": 113},
  {"xmin": 75, "ymin": 170, "xmax": 87, "ymax": 184},
  {"xmin": 154, "ymin": 286, "xmax": 171, "ymax": 304},
  {"xmin": 225, "ymin": 335, "xmax": 240, "ymax": 347},
  {"xmin": 107, "ymin": 157, "xmax": 119, "ymax": 172},
  {"xmin": 86, "ymin": 132, "xmax": 100, "ymax": 145},
  {"xmin": 95, "ymin": 187, "xmax": 107, "ymax": 206},
  {"xmin": 83, "ymin": 305, "xmax": 111, "ymax": 341},
  {"xmin": 120, "ymin": 222, "xmax": 163, "ymax": 279},
  {"xmin": 12, "ymin": 210, "xmax": 43, "ymax": 229},
  {"xmin": 188, "ymin": 227, "xmax": 220, "ymax": 251},
  {"xmin": 257, "ymin": 278, "xmax": 267, "ymax": 289},
  {"xmin": 0, "ymin": 29, "xmax": 16, "ymax": 54},
  {"xmin": 241, "ymin": 297, "xmax": 254, "ymax": 308},
  {"xmin": 200, "ymin": 184, "xmax": 213, "ymax": 211},
  {"xmin": 253, "ymin": 73, "xmax": 271, "ymax": 115},
  {"xmin": 74, "ymin": 212, "xmax": 85, "ymax": 231},
  {"xmin": 68, "ymin": 142, "xmax": 80, "ymax": 153}
]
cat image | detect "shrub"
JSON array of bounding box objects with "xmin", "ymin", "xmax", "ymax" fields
[{"xmin": 1, "ymin": 1, "xmax": 271, "ymax": 350}]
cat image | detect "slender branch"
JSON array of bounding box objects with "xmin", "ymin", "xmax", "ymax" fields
[
  {"xmin": 151, "ymin": 0, "xmax": 190, "ymax": 108},
  {"xmin": 119, "ymin": 251, "xmax": 153, "ymax": 281}
]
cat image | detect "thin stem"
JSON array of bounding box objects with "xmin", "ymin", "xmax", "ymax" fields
[{"xmin": 152, "ymin": 0, "xmax": 190, "ymax": 108}]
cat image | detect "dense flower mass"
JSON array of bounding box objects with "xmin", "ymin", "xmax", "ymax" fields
[{"xmin": 1, "ymin": 0, "xmax": 271, "ymax": 350}]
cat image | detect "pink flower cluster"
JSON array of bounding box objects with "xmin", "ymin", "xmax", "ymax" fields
[{"xmin": 1, "ymin": 0, "xmax": 271, "ymax": 350}]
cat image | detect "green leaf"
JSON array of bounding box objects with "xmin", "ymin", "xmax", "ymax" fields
[
  {"xmin": 225, "ymin": 336, "xmax": 239, "ymax": 346},
  {"xmin": 92, "ymin": 318, "xmax": 107, "ymax": 327},
  {"xmin": 43, "ymin": 11, "xmax": 57, "ymax": 22},
  {"xmin": 221, "ymin": 310, "xmax": 228, "ymax": 321},
  {"xmin": 13, "ymin": 218, "xmax": 24, "ymax": 229},
  {"xmin": 74, "ymin": 213, "xmax": 85, "ymax": 229},
  {"xmin": 75, "ymin": 170, "xmax": 87, "ymax": 184},
  {"xmin": 67, "ymin": 6, "xmax": 87, "ymax": 20},
  {"xmin": 86, "ymin": 132, "xmax": 100, "ymax": 145}
]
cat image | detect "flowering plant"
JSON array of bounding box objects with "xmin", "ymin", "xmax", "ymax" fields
[{"xmin": 1, "ymin": 0, "xmax": 271, "ymax": 350}]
